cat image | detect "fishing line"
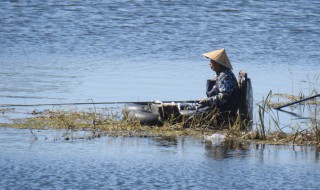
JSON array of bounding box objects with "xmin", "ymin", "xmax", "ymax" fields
[{"xmin": 0, "ymin": 100, "xmax": 199, "ymax": 108}]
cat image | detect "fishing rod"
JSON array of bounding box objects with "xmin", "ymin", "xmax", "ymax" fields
[
  {"xmin": 0, "ymin": 100, "xmax": 199, "ymax": 108},
  {"xmin": 274, "ymin": 93, "xmax": 320, "ymax": 110}
]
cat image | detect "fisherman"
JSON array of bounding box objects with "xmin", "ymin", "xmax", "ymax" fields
[{"xmin": 184, "ymin": 48, "xmax": 239, "ymax": 128}]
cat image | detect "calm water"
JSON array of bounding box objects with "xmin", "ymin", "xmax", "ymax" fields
[
  {"xmin": 1, "ymin": 0, "xmax": 320, "ymax": 189},
  {"xmin": 1, "ymin": 128, "xmax": 320, "ymax": 190}
]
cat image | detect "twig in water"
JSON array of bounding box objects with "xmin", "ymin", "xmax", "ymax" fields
[{"xmin": 29, "ymin": 129, "xmax": 38, "ymax": 140}]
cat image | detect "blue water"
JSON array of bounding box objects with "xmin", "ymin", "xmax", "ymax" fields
[
  {"xmin": 1, "ymin": 128, "xmax": 320, "ymax": 190},
  {"xmin": 1, "ymin": 1, "xmax": 320, "ymax": 189},
  {"xmin": 1, "ymin": 0, "xmax": 319, "ymax": 104}
]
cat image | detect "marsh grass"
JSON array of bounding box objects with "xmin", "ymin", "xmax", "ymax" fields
[
  {"xmin": 245, "ymin": 73, "xmax": 320, "ymax": 146},
  {"xmin": 1, "ymin": 100, "xmax": 319, "ymax": 145},
  {"xmin": 252, "ymin": 89, "xmax": 320, "ymax": 146},
  {"xmin": 1, "ymin": 75, "xmax": 319, "ymax": 145},
  {"xmin": 1, "ymin": 106, "xmax": 219, "ymax": 140}
]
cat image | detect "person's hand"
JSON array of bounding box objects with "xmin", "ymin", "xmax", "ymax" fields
[
  {"xmin": 213, "ymin": 76, "xmax": 217, "ymax": 81},
  {"xmin": 195, "ymin": 104, "xmax": 202, "ymax": 110},
  {"xmin": 196, "ymin": 99, "xmax": 207, "ymax": 110},
  {"xmin": 199, "ymin": 98, "xmax": 207, "ymax": 104}
]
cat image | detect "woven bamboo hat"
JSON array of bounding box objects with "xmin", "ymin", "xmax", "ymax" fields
[{"xmin": 203, "ymin": 48, "xmax": 233, "ymax": 70}]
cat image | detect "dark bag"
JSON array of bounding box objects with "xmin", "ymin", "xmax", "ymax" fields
[{"xmin": 206, "ymin": 79, "xmax": 218, "ymax": 97}]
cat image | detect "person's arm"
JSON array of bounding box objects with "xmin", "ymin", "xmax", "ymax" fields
[{"xmin": 201, "ymin": 72, "xmax": 234, "ymax": 107}]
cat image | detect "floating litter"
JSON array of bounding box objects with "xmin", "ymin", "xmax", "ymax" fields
[{"xmin": 204, "ymin": 133, "xmax": 226, "ymax": 143}]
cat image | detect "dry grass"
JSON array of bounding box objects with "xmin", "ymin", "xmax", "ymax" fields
[
  {"xmin": 251, "ymin": 90, "xmax": 320, "ymax": 146},
  {"xmin": 0, "ymin": 87, "xmax": 319, "ymax": 146},
  {"xmin": 0, "ymin": 107, "xmax": 218, "ymax": 139}
]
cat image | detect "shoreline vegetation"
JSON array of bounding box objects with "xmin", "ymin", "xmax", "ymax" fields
[{"xmin": 0, "ymin": 92, "xmax": 319, "ymax": 146}]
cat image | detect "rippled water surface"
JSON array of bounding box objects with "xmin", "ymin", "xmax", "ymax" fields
[
  {"xmin": 1, "ymin": 1, "xmax": 320, "ymax": 189},
  {"xmin": 1, "ymin": 0, "xmax": 319, "ymax": 104},
  {"xmin": 1, "ymin": 128, "xmax": 320, "ymax": 189}
]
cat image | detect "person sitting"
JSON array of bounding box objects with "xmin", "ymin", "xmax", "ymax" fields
[{"xmin": 184, "ymin": 48, "xmax": 239, "ymax": 128}]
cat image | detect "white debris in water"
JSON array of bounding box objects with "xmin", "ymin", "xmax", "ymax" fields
[{"xmin": 204, "ymin": 133, "xmax": 226, "ymax": 142}]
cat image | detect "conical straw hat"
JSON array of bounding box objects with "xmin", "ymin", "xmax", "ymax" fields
[{"xmin": 203, "ymin": 48, "xmax": 233, "ymax": 70}]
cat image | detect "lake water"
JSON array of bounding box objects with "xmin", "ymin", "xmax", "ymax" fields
[
  {"xmin": 1, "ymin": 0, "xmax": 319, "ymax": 104},
  {"xmin": 0, "ymin": 0, "xmax": 320, "ymax": 189},
  {"xmin": 1, "ymin": 127, "xmax": 320, "ymax": 190}
]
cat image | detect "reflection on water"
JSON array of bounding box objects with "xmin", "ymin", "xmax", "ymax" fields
[
  {"xmin": 1, "ymin": 128, "xmax": 320, "ymax": 189},
  {"xmin": 205, "ymin": 140, "xmax": 249, "ymax": 160},
  {"xmin": 153, "ymin": 136, "xmax": 178, "ymax": 147}
]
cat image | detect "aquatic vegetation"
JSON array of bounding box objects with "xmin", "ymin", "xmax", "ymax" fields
[
  {"xmin": 251, "ymin": 89, "xmax": 320, "ymax": 146},
  {"xmin": 0, "ymin": 106, "xmax": 216, "ymax": 139},
  {"xmin": 0, "ymin": 78, "xmax": 319, "ymax": 146},
  {"xmin": 0, "ymin": 103, "xmax": 250, "ymax": 143}
]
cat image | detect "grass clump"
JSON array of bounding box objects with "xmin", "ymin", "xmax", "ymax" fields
[
  {"xmin": 0, "ymin": 106, "xmax": 219, "ymax": 139},
  {"xmin": 1, "ymin": 98, "xmax": 319, "ymax": 146},
  {"xmin": 1, "ymin": 74, "xmax": 319, "ymax": 146}
]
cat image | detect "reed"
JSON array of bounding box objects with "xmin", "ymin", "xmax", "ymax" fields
[
  {"xmin": 256, "ymin": 91, "xmax": 273, "ymax": 140},
  {"xmin": 255, "ymin": 75, "xmax": 320, "ymax": 145}
]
